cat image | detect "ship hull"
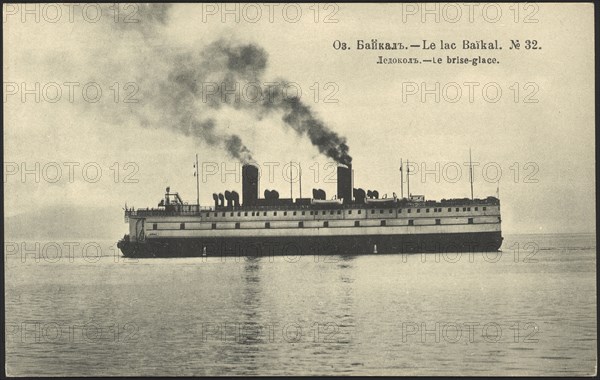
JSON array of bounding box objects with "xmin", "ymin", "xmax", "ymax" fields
[{"xmin": 117, "ymin": 231, "xmax": 503, "ymax": 258}]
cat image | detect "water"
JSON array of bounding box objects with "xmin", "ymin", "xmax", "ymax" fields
[{"xmin": 5, "ymin": 233, "xmax": 596, "ymax": 376}]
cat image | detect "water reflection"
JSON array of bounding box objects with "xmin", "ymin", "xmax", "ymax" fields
[
  {"xmin": 227, "ymin": 257, "xmax": 264, "ymax": 373},
  {"xmin": 5, "ymin": 235, "xmax": 596, "ymax": 376},
  {"xmin": 336, "ymin": 256, "xmax": 356, "ymax": 345}
]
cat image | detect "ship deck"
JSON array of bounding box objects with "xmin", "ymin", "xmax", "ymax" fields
[{"xmin": 125, "ymin": 197, "xmax": 500, "ymax": 218}]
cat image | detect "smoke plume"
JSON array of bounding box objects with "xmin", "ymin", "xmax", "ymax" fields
[
  {"xmin": 127, "ymin": 5, "xmax": 351, "ymax": 164},
  {"xmin": 184, "ymin": 39, "xmax": 352, "ymax": 165},
  {"xmin": 264, "ymin": 90, "xmax": 352, "ymax": 165}
]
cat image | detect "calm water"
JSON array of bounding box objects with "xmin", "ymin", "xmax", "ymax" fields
[{"xmin": 5, "ymin": 233, "xmax": 596, "ymax": 376}]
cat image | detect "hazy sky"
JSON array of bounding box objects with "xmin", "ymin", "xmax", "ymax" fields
[{"xmin": 4, "ymin": 3, "xmax": 595, "ymax": 235}]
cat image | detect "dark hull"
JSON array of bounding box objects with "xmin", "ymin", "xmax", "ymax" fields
[{"xmin": 117, "ymin": 232, "xmax": 503, "ymax": 258}]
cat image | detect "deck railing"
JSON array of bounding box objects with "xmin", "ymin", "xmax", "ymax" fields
[{"xmin": 124, "ymin": 197, "xmax": 500, "ymax": 218}]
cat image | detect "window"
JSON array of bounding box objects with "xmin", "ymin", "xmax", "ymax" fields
[
  {"xmin": 435, "ymin": 219, "xmax": 441, "ymax": 225},
  {"xmin": 222, "ymin": 212, "xmax": 225, "ymax": 217},
  {"xmin": 408, "ymin": 220, "xmax": 414, "ymax": 226},
  {"xmin": 265, "ymin": 222, "xmax": 270, "ymax": 228},
  {"xmin": 323, "ymin": 221, "xmax": 329, "ymax": 227},
  {"xmin": 417, "ymin": 209, "xmax": 421, "ymax": 213},
  {"xmin": 284, "ymin": 211, "xmax": 287, "ymax": 216},
  {"xmin": 274, "ymin": 212, "xmax": 278, "ymax": 216},
  {"xmin": 468, "ymin": 218, "xmax": 474, "ymax": 224},
  {"xmin": 426, "ymin": 208, "xmax": 430, "ymax": 213},
  {"xmin": 462, "ymin": 207, "xmax": 466, "ymax": 211},
  {"xmin": 371, "ymin": 209, "xmax": 375, "ymax": 214},
  {"xmin": 398, "ymin": 209, "xmax": 402, "ymax": 213},
  {"xmin": 251, "ymin": 212, "xmax": 255, "ymax": 216},
  {"xmin": 180, "ymin": 223, "xmax": 185, "ymax": 230},
  {"xmin": 358, "ymin": 210, "xmax": 362, "ymax": 214},
  {"xmin": 337, "ymin": 210, "xmax": 341, "ymax": 215},
  {"xmin": 298, "ymin": 221, "xmax": 304, "ymax": 228},
  {"xmin": 389, "ymin": 209, "xmax": 393, "ymax": 214},
  {"xmin": 264, "ymin": 212, "xmax": 267, "ymax": 216},
  {"xmin": 456, "ymin": 208, "xmax": 459, "ymax": 212},
  {"xmin": 330, "ymin": 211, "xmax": 334, "ymax": 215},
  {"xmin": 310, "ymin": 211, "xmax": 314, "ymax": 215},
  {"xmin": 230, "ymin": 212, "xmax": 234, "ymax": 216},
  {"xmin": 235, "ymin": 222, "xmax": 240, "ymax": 229},
  {"xmin": 322, "ymin": 211, "xmax": 326, "ymax": 215},
  {"xmin": 467, "ymin": 207, "xmax": 471, "ymax": 211},
  {"xmin": 153, "ymin": 223, "xmax": 157, "ymax": 230},
  {"xmin": 474, "ymin": 207, "xmax": 478, "ymax": 211},
  {"xmin": 380, "ymin": 220, "xmax": 386, "ymax": 226},
  {"xmin": 237, "ymin": 212, "xmax": 241, "ymax": 216},
  {"xmin": 211, "ymin": 223, "xmax": 216, "ymax": 229},
  {"xmin": 349, "ymin": 210, "xmax": 353, "ymax": 214},
  {"xmin": 205, "ymin": 212, "xmax": 210, "ymax": 217},
  {"xmin": 448, "ymin": 208, "xmax": 452, "ymax": 212},
  {"xmin": 244, "ymin": 212, "xmax": 248, "ymax": 216},
  {"xmin": 380, "ymin": 209, "xmax": 384, "ymax": 214},
  {"xmin": 483, "ymin": 207, "xmax": 487, "ymax": 211},
  {"xmin": 408, "ymin": 209, "xmax": 412, "ymax": 213},
  {"xmin": 214, "ymin": 212, "xmax": 217, "ymax": 217},
  {"xmin": 293, "ymin": 211, "xmax": 297, "ymax": 216},
  {"xmin": 302, "ymin": 211, "xmax": 305, "ymax": 215},
  {"xmin": 354, "ymin": 221, "xmax": 360, "ymax": 227}
]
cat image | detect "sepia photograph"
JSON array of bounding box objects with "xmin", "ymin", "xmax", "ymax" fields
[{"xmin": 4, "ymin": 2, "xmax": 596, "ymax": 376}]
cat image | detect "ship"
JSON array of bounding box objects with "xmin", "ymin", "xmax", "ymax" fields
[{"xmin": 117, "ymin": 161, "xmax": 503, "ymax": 258}]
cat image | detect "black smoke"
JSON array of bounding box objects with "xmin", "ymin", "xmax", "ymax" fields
[
  {"xmin": 266, "ymin": 91, "xmax": 352, "ymax": 165},
  {"xmin": 192, "ymin": 39, "xmax": 352, "ymax": 165},
  {"xmin": 125, "ymin": 6, "xmax": 351, "ymax": 164}
]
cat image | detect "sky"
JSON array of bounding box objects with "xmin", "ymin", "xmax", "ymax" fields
[{"xmin": 4, "ymin": 3, "xmax": 595, "ymax": 236}]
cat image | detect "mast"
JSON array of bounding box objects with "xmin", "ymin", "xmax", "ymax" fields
[
  {"xmin": 289, "ymin": 161, "xmax": 293, "ymax": 199},
  {"xmin": 406, "ymin": 159, "xmax": 410, "ymax": 197},
  {"xmin": 469, "ymin": 148, "xmax": 474, "ymax": 200},
  {"xmin": 351, "ymin": 166, "xmax": 354, "ymax": 201},
  {"xmin": 195, "ymin": 153, "xmax": 200, "ymax": 210},
  {"xmin": 400, "ymin": 158, "xmax": 403, "ymax": 199},
  {"xmin": 497, "ymin": 178, "xmax": 500, "ymax": 198},
  {"xmin": 299, "ymin": 163, "xmax": 302, "ymax": 199}
]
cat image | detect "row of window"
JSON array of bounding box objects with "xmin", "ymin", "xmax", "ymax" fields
[
  {"xmin": 407, "ymin": 207, "xmax": 482, "ymax": 213},
  {"xmin": 158, "ymin": 217, "xmax": 476, "ymax": 231},
  {"xmin": 201, "ymin": 206, "xmax": 487, "ymax": 218}
]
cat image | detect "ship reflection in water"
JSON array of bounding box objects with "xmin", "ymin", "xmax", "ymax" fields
[{"xmin": 5, "ymin": 234, "xmax": 596, "ymax": 376}]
